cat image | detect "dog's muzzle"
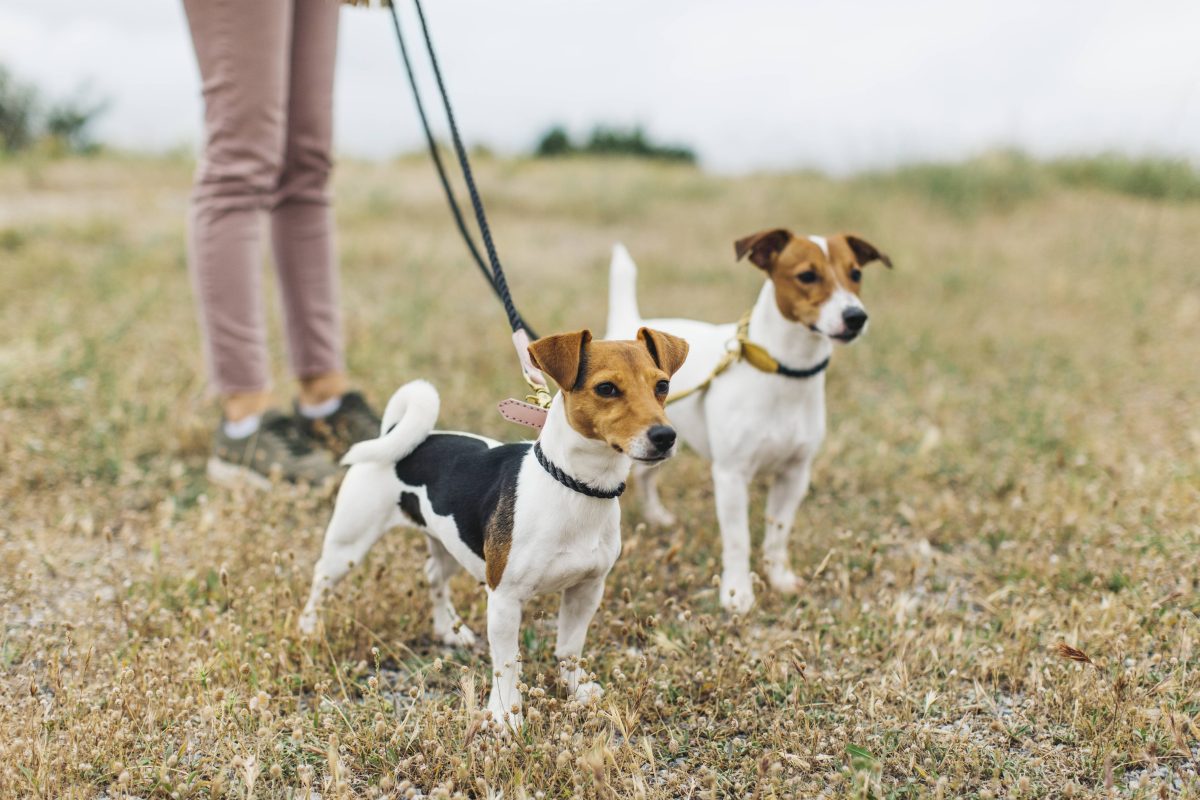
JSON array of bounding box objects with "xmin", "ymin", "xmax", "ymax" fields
[
  {"xmin": 842, "ymin": 307, "xmax": 868, "ymax": 332},
  {"xmin": 648, "ymin": 425, "xmax": 676, "ymax": 453},
  {"xmin": 633, "ymin": 425, "xmax": 677, "ymax": 462},
  {"xmin": 830, "ymin": 307, "xmax": 868, "ymax": 342}
]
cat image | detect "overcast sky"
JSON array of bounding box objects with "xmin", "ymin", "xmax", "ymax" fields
[{"xmin": 2, "ymin": 1, "xmax": 1199, "ymax": 173}]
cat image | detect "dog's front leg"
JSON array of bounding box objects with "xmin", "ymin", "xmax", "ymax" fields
[
  {"xmin": 633, "ymin": 463, "xmax": 676, "ymax": 527},
  {"xmin": 555, "ymin": 576, "xmax": 606, "ymax": 705},
  {"xmin": 713, "ymin": 463, "xmax": 755, "ymax": 614},
  {"xmin": 762, "ymin": 459, "xmax": 814, "ymax": 594},
  {"xmin": 485, "ymin": 591, "xmax": 524, "ymax": 732}
]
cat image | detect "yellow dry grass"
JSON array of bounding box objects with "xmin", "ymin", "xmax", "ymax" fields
[{"xmin": 1, "ymin": 152, "xmax": 1198, "ymax": 799}]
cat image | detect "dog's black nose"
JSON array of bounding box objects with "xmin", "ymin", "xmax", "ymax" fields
[
  {"xmin": 842, "ymin": 307, "xmax": 868, "ymax": 332},
  {"xmin": 648, "ymin": 425, "xmax": 676, "ymax": 452}
]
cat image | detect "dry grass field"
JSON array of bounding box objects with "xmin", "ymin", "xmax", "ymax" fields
[{"xmin": 1, "ymin": 151, "xmax": 1198, "ymax": 799}]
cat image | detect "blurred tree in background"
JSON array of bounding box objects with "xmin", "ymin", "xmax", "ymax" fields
[
  {"xmin": 0, "ymin": 64, "xmax": 107, "ymax": 155},
  {"xmin": 535, "ymin": 125, "xmax": 572, "ymax": 157},
  {"xmin": 0, "ymin": 66, "xmax": 38, "ymax": 152},
  {"xmin": 535, "ymin": 124, "xmax": 695, "ymax": 163}
]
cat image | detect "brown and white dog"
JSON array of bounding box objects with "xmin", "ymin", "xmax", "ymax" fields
[
  {"xmin": 605, "ymin": 230, "xmax": 891, "ymax": 613},
  {"xmin": 299, "ymin": 328, "xmax": 688, "ymax": 730}
]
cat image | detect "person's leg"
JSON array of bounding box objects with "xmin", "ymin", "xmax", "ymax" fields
[
  {"xmin": 271, "ymin": 0, "xmax": 345, "ymax": 408},
  {"xmin": 273, "ymin": 0, "xmax": 380, "ymax": 459},
  {"xmin": 183, "ymin": 0, "xmax": 291, "ymax": 421},
  {"xmin": 185, "ymin": 0, "xmax": 339, "ymax": 489}
]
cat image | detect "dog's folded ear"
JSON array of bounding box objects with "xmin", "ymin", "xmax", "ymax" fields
[
  {"xmin": 845, "ymin": 235, "xmax": 893, "ymax": 269},
  {"xmin": 734, "ymin": 228, "xmax": 792, "ymax": 271},
  {"xmin": 528, "ymin": 329, "xmax": 592, "ymax": 391},
  {"xmin": 637, "ymin": 327, "xmax": 689, "ymax": 376}
]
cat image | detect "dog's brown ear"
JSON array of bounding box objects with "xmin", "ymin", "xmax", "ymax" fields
[
  {"xmin": 734, "ymin": 228, "xmax": 792, "ymax": 271},
  {"xmin": 845, "ymin": 235, "xmax": 893, "ymax": 269},
  {"xmin": 637, "ymin": 327, "xmax": 690, "ymax": 377},
  {"xmin": 528, "ymin": 329, "xmax": 592, "ymax": 390}
]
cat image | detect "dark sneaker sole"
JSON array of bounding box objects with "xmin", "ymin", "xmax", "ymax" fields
[
  {"xmin": 207, "ymin": 456, "xmax": 341, "ymax": 492},
  {"xmin": 206, "ymin": 457, "xmax": 273, "ymax": 491}
]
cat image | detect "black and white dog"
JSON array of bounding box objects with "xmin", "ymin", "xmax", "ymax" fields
[{"xmin": 300, "ymin": 328, "xmax": 688, "ymax": 730}]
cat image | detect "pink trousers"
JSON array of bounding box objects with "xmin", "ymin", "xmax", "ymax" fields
[{"xmin": 183, "ymin": 0, "xmax": 343, "ymax": 395}]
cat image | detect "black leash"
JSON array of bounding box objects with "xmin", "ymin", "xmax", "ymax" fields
[
  {"xmin": 534, "ymin": 442, "xmax": 626, "ymax": 500},
  {"xmin": 386, "ymin": 0, "xmax": 535, "ymax": 338}
]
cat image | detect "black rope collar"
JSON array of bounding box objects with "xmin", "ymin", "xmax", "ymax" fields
[
  {"xmin": 533, "ymin": 442, "xmax": 626, "ymax": 500},
  {"xmin": 774, "ymin": 355, "xmax": 831, "ymax": 380}
]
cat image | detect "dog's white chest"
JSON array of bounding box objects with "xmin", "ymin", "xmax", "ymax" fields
[
  {"xmin": 505, "ymin": 489, "xmax": 622, "ymax": 596},
  {"xmin": 707, "ymin": 365, "xmax": 827, "ymax": 471},
  {"xmin": 539, "ymin": 537, "xmax": 618, "ymax": 593}
]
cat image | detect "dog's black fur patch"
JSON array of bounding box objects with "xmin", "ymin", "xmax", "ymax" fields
[
  {"xmin": 398, "ymin": 491, "xmax": 426, "ymax": 527},
  {"xmin": 394, "ymin": 433, "xmax": 530, "ymax": 560}
]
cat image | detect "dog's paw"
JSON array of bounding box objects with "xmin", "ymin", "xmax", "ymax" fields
[
  {"xmin": 719, "ymin": 575, "xmax": 756, "ymax": 615},
  {"xmin": 574, "ymin": 682, "xmax": 604, "ymax": 705},
  {"xmin": 298, "ymin": 610, "xmax": 320, "ymax": 636},
  {"xmin": 440, "ymin": 624, "xmax": 477, "ymax": 649},
  {"xmin": 767, "ymin": 569, "xmax": 803, "ymax": 594},
  {"xmin": 643, "ymin": 505, "xmax": 677, "ymax": 528}
]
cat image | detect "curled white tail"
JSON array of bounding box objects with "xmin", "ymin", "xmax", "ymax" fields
[
  {"xmin": 341, "ymin": 380, "xmax": 439, "ymax": 466},
  {"xmin": 605, "ymin": 242, "xmax": 643, "ymax": 339}
]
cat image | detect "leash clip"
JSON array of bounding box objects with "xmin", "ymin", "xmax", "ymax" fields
[
  {"xmin": 498, "ymin": 329, "xmax": 551, "ymax": 430},
  {"xmin": 512, "ymin": 329, "xmax": 552, "ymax": 409}
]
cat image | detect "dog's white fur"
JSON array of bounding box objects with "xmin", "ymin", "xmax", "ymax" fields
[
  {"xmin": 606, "ymin": 242, "xmax": 866, "ymax": 613},
  {"xmin": 299, "ymin": 381, "xmax": 627, "ymax": 730}
]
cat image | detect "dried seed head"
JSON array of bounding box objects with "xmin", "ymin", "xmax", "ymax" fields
[{"xmin": 1053, "ymin": 642, "xmax": 1094, "ymax": 666}]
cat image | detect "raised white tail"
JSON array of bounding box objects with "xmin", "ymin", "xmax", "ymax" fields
[
  {"xmin": 605, "ymin": 242, "xmax": 643, "ymax": 339},
  {"xmin": 340, "ymin": 380, "xmax": 439, "ymax": 466}
]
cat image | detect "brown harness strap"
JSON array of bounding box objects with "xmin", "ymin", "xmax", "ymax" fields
[{"xmin": 666, "ymin": 312, "xmax": 829, "ymax": 405}]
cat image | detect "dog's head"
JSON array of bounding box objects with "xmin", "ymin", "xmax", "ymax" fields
[
  {"xmin": 735, "ymin": 229, "xmax": 892, "ymax": 342},
  {"xmin": 528, "ymin": 328, "xmax": 689, "ymax": 462}
]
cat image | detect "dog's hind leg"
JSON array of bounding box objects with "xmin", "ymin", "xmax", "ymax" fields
[
  {"xmin": 633, "ymin": 463, "xmax": 676, "ymax": 527},
  {"xmin": 425, "ymin": 536, "xmax": 476, "ymax": 647},
  {"xmin": 762, "ymin": 459, "xmax": 814, "ymax": 594},
  {"xmin": 299, "ymin": 465, "xmax": 397, "ymax": 635}
]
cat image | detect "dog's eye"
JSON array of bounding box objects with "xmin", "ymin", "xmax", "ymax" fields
[
  {"xmin": 849, "ymin": 268, "xmax": 862, "ymax": 282},
  {"xmin": 655, "ymin": 380, "xmax": 670, "ymax": 395},
  {"xmin": 797, "ymin": 271, "xmax": 819, "ymax": 284},
  {"xmin": 594, "ymin": 382, "xmax": 620, "ymax": 398}
]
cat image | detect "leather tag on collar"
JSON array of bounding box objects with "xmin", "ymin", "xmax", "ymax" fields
[{"xmin": 498, "ymin": 398, "xmax": 547, "ymax": 430}]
